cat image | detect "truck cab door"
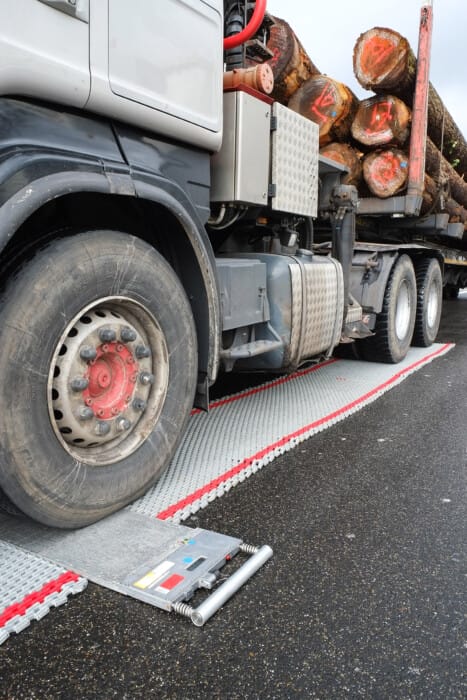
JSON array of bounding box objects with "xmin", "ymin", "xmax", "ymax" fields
[
  {"xmin": 107, "ymin": 0, "xmax": 223, "ymax": 133},
  {"xmin": 0, "ymin": 0, "xmax": 90, "ymax": 108}
]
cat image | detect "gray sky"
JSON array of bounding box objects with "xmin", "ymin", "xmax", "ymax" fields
[{"xmin": 266, "ymin": 0, "xmax": 467, "ymax": 138}]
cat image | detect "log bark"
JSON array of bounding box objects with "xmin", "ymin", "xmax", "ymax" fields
[
  {"xmin": 362, "ymin": 148, "xmax": 409, "ymax": 198},
  {"xmin": 319, "ymin": 142, "xmax": 363, "ymax": 187},
  {"xmin": 288, "ymin": 75, "xmax": 359, "ymax": 146},
  {"xmin": 425, "ymin": 138, "xmax": 467, "ymax": 209},
  {"xmin": 351, "ymin": 94, "xmax": 411, "ymax": 148},
  {"xmin": 251, "ymin": 15, "xmax": 319, "ymax": 104},
  {"xmin": 422, "ymin": 174, "xmax": 467, "ymax": 229},
  {"xmin": 353, "ymin": 27, "xmax": 467, "ymax": 178}
]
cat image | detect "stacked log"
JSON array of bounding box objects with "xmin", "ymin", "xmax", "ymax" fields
[
  {"xmin": 353, "ymin": 27, "xmax": 467, "ymax": 178},
  {"xmin": 249, "ymin": 16, "xmax": 319, "ymax": 104},
  {"xmin": 425, "ymin": 137, "xmax": 467, "ymax": 208},
  {"xmin": 247, "ymin": 16, "xmax": 467, "ymax": 230},
  {"xmin": 288, "ymin": 75, "xmax": 359, "ymax": 146},
  {"xmin": 422, "ymin": 174, "xmax": 467, "ymax": 228},
  {"xmin": 351, "ymin": 95, "xmax": 411, "ymax": 148},
  {"xmin": 362, "ymin": 148, "xmax": 409, "ymax": 198},
  {"xmin": 351, "ymin": 26, "xmax": 467, "ymax": 228},
  {"xmin": 319, "ymin": 143, "xmax": 363, "ymax": 187}
]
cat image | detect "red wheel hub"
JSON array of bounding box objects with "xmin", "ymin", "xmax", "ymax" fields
[{"xmin": 82, "ymin": 342, "xmax": 138, "ymax": 419}]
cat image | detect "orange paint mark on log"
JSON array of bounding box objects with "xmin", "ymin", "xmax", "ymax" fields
[
  {"xmin": 311, "ymin": 82, "xmax": 337, "ymax": 124},
  {"xmin": 269, "ymin": 46, "xmax": 280, "ymax": 68},
  {"xmin": 360, "ymin": 36, "xmax": 394, "ymax": 74},
  {"xmin": 372, "ymin": 152, "xmax": 404, "ymax": 186},
  {"xmin": 370, "ymin": 101, "xmax": 393, "ymax": 127}
]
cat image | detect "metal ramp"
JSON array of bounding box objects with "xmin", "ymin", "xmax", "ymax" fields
[{"xmin": 0, "ymin": 509, "xmax": 272, "ymax": 638}]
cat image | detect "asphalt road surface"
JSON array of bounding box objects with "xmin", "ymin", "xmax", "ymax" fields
[{"xmin": 1, "ymin": 296, "xmax": 466, "ymax": 700}]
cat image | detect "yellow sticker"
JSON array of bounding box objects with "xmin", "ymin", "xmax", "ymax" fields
[{"xmin": 133, "ymin": 560, "xmax": 174, "ymax": 589}]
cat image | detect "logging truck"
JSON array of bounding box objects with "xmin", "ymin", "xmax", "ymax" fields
[{"xmin": 0, "ymin": 0, "xmax": 465, "ymax": 528}]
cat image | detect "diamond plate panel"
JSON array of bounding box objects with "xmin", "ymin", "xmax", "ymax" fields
[
  {"xmin": 289, "ymin": 257, "xmax": 344, "ymax": 365},
  {"xmin": 271, "ymin": 103, "xmax": 319, "ymax": 216},
  {"xmin": 300, "ymin": 257, "xmax": 344, "ymax": 361}
]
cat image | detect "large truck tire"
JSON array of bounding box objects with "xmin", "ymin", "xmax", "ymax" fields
[
  {"xmin": 0, "ymin": 231, "xmax": 197, "ymax": 528},
  {"xmin": 412, "ymin": 258, "xmax": 442, "ymax": 347},
  {"xmin": 359, "ymin": 254, "xmax": 417, "ymax": 364}
]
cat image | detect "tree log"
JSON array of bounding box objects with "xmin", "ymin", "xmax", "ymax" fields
[
  {"xmin": 288, "ymin": 75, "xmax": 359, "ymax": 146},
  {"xmin": 362, "ymin": 148, "xmax": 409, "ymax": 198},
  {"xmin": 425, "ymin": 138, "xmax": 467, "ymax": 209},
  {"xmin": 422, "ymin": 174, "xmax": 467, "ymax": 229},
  {"xmin": 319, "ymin": 142, "xmax": 363, "ymax": 186},
  {"xmin": 353, "ymin": 27, "xmax": 467, "ymax": 177},
  {"xmin": 251, "ymin": 16, "xmax": 319, "ymax": 104},
  {"xmin": 351, "ymin": 94, "xmax": 411, "ymax": 148}
]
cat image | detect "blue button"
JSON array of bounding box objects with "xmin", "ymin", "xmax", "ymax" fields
[{"xmin": 183, "ymin": 556, "xmax": 194, "ymax": 564}]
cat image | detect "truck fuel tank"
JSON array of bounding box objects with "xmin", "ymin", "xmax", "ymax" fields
[{"xmin": 217, "ymin": 252, "xmax": 344, "ymax": 372}]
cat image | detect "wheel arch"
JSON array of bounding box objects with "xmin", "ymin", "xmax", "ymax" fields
[{"xmin": 0, "ymin": 175, "xmax": 221, "ymax": 397}]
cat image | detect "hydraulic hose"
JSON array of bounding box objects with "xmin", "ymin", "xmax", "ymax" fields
[{"xmin": 223, "ymin": 0, "xmax": 267, "ymax": 50}]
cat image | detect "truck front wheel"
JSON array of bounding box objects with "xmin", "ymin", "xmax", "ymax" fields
[
  {"xmin": 412, "ymin": 258, "xmax": 442, "ymax": 347},
  {"xmin": 359, "ymin": 254, "xmax": 417, "ymax": 363},
  {"xmin": 0, "ymin": 231, "xmax": 197, "ymax": 528}
]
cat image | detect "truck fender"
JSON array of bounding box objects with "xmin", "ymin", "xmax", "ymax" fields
[
  {"xmin": 0, "ymin": 169, "xmax": 221, "ymax": 394},
  {"xmin": 0, "ymin": 100, "xmax": 220, "ymax": 392}
]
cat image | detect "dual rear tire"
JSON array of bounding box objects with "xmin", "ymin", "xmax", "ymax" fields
[{"xmin": 358, "ymin": 255, "xmax": 442, "ymax": 363}]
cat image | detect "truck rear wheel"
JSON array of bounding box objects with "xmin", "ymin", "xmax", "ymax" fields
[
  {"xmin": 359, "ymin": 254, "xmax": 416, "ymax": 363},
  {"xmin": 412, "ymin": 258, "xmax": 442, "ymax": 347},
  {"xmin": 0, "ymin": 231, "xmax": 197, "ymax": 528}
]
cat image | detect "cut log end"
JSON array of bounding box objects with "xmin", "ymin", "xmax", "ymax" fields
[
  {"xmin": 288, "ymin": 75, "xmax": 359, "ymax": 146},
  {"xmin": 362, "ymin": 148, "xmax": 409, "ymax": 198},
  {"xmin": 319, "ymin": 142, "xmax": 363, "ymax": 187},
  {"xmin": 351, "ymin": 94, "xmax": 411, "ymax": 148},
  {"xmin": 353, "ymin": 27, "xmax": 413, "ymax": 92}
]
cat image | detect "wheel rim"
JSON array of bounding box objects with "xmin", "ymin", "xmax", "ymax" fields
[
  {"xmin": 395, "ymin": 280, "xmax": 412, "ymax": 340},
  {"xmin": 47, "ymin": 297, "xmax": 169, "ymax": 466},
  {"xmin": 426, "ymin": 282, "xmax": 439, "ymax": 328}
]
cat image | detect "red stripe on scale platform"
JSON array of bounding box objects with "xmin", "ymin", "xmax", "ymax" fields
[
  {"xmin": 0, "ymin": 541, "xmax": 87, "ymax": 645},
  {"xmin": 129, "ymin": 343, "xmax": 454, "ymax": 523}
]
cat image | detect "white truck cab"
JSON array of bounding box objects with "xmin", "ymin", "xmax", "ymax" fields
[{"xmin": 0, "ymin": 0, "xmax": 223, "ymax": 150}]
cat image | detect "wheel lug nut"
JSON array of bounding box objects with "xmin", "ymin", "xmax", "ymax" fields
[
  {"xmin": 71, "ymin": 377, "xmax": 89, "ymax": 392},
  {"xmin": 98, "ymin": 328, "xmax": 116, "ymax": 343},
  {"xmin": 135, "ymin": 345, "xmax": 151, "ymax": 359},
  {"xmin": 139, "ymin": 371, "xmax": 154, "ymax": 386},
  {"xmin": 78, "ymin": 406, "xmax": 94, "ymax": 421},
  {"xmin": 132, "ymin": 398, "xmax": 147, "ymax": 412},
  {"xmin": 116, "ymin": 417, "xmax": 132, "ymax": 432},
  {"xmin": 95, "ymin": 421, "xmax": 111, "ymax": 436},
  {"xmin": 80, "ymin": 345, "xmax": 97, "ymax": 361},
  {"xmin": 121, "ymin": 327, "xmax": 137, "ymax": 343}
]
